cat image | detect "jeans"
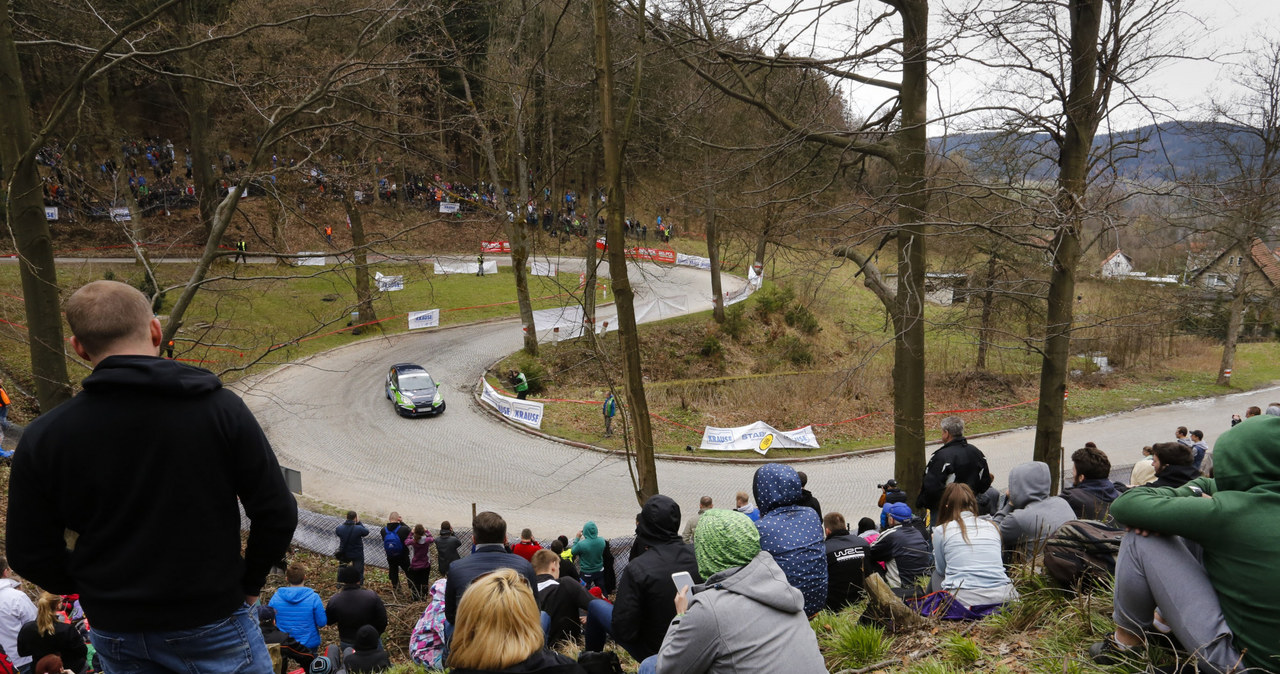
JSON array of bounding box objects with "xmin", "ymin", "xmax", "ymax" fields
[
  {"xmin": 581, "ymin": 571, "xmax": 604, "ymax": 590},
  {"xmin": 387, "ymin": 553, "xmax": 411, "ymax": 589},
  {"xmin": 638, "ymin": 655, "xmax": 658, "ymax": 674},
  {"xmin": 90, "ymin": 605, "xmax": 273, "ymax": 674}
]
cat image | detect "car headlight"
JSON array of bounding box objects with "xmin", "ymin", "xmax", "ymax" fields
[
  {"xmin": 396, "ymin": 392, "xmax": 415, "ymax": 409},
  {"xmin": 433, "ymin": 392, "xmax": 443, "ymax": 406}
]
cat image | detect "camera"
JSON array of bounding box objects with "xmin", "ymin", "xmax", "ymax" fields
[{"xmin": 877, "ymin": 479, "xmax": 898, "ymax": 490}]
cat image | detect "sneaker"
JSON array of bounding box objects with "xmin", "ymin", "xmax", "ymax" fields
[{"xmin": 1089, "ymin": 633, "xmax": 1138, "ymax": 666}]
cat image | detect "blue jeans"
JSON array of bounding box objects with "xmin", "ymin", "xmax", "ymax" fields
[
  {"xmin": 639, "ymin": 655, "xmax": 659, "ymax": 674},
  {"xmin": 540, "ymin": 600, "xmax": 614, "ymax": 650},
  {"xmin": 90, "ymin": 605, "xmax": 272, "ymax": 674}
]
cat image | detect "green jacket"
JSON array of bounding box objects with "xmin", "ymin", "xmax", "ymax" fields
[
  {"xmin": 572, "ymin": 521, "xmax": 607, "ymax": 574},
  {"xmin": 1110, "ymin": 415, "xmax": 1280, "ymax": 672},
  {"xmin": 514, "ymin": 372, "xmax": 529, "ymax": 393}
]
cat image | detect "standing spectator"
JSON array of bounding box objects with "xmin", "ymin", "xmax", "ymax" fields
[
  {"xmin": 0, "ymin": 378, "xmax": 11, "ymax": 453},
  {"xmin": 342, "ymin": 626, "xmax": 390, "ymax": 674},
  {"xmin": 435, "ymin": 522, "xmax": 462, "ymax": 577},
  {"xmin": 5, "ymin": 280, "xmax": 295, "ymax": 674},
  {"xmin": 1190, "ymin": 429, "xmax": 1211, "ymax": 475},
  {"xmin": 752, "ymin": 463, "xmax": 827, "ymax": 617},
  {"xmin": 1058, "ymin": 444, "xmax": 1121, "ymax": 520},
  {"xmin": 447, "ymin": 569, "xmax": 586, "ymax": 674},
  {"xmin": 0, "ymin": 558, "xmax": 37, "ymax": 674},
  {"xmin": 269, "ymin": 563, "xmax": 327, "ymax": 655},
  {"xmin": 571, "ymin": 522, "xmax": 607, "ymax": 590},
  {"xmin": 796, "ymin": 472, "xmax": 822, "ymax": 517},
  {"xmin": 380, "ymin": 513, "xmax": 411, "ymax": 594},
  {"xmin": 325, "ymin": 566, "xmax": 387, "ymax": 652},
  {"xmin": 681, "ymin": 496, "xmax": 712, "ymax": 544},
  {"xmin": 602, "ymin": 392, "xmax": 617, "ymax": 438},
  {"xmin": 733, "ymin": 492, "xmax": 760, "ymax": 522},
  {"xmin": 992, "ymin": 461, "xmax": 1076, "ymax": 560},
  {"xmin": 325, "ymin": 225, "xmax": 333, "ymax": 244},
  {"xmin": 508, "ymin": 370, "xmax": 529, "ymax": 400},
  {"xmin": 611, "ymin": 495, "xmax": 701, "ymax": 661},
  {"xmin": 1129, "ymin": 446, "xmax": 1156, "ymax": 486},
  {"xmin": 548, "ymin": 540, "xmax": 578, "ymax": 581},
  {"xmin": 406, "ymin": 524, "xmax": 435, "ymax": 601},
  {"xmin": 476, "ymin": 252, "xmax": 485, "ymax": 277},
  {"xmin": 932, "ymin": 484, "xmax": 1019, "ymax": 609},
  {"xmin": 336, "ymin": 511, "xmax": 370, "ymax": 582},
  {"xmin": 822, "ymin": 512, "xmax": 871, "ymax": 612},
  {"xmin": 868, "ymin": 503, "xmax": 932, "ymax": 595},
  {"xmin": 16, "ymin": 593, "xmax": 86, "ymax": 674},
  {"xmin": 639, "ymin": 509, "xmax": 827, "ymax": 674},
  {"xmin": 918, "ymin": 416, "xmax": 993, "ymax": 519},
  {"xmin": 512, "ymin": 530, "xmax": 542, "ymax": 562},
  {"xmin": 444, "ymin": 512, "xmax": 537, "ymax": 628}
]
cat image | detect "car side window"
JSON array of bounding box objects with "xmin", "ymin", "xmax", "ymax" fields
[{"xmin": 389, "ymin": 369, "xmax": 398, "ymax": 388}]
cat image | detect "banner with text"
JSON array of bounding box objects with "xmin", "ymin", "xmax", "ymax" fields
[
  {"xmin": 594, "ymin": 241, "xmax": 677, "ymax": 264},
  {"xmin": 435, "ymin": 259, "xmax": 498, "ymax": 275},
  {"xmin": 110, "ymin": 207, "xmax": 132, "ymax": 222},
  {"xmin": 481, "ymin": 379, "xmax": 545, "ymax": 429},
  {"xmin": 439, "ymin": 202, "xmax": 460, "ymax": 213},
  {"xmin": 407, "ymin": 309, "xmax": 440, "ymax": 330},
  {"xmin": 699, "ymin": 421, "xmax": 820, "ymax": 455},
  {"xmin": 676, "ymin": 253, "xmax": 712, "ymax": 270},
  {"xmin": 375, "ymin": 272, "xmax": 405, "ymax": 291},
  {"xmin": 482, "ymin": 241, "xmax": 511, "ymax": 253}
]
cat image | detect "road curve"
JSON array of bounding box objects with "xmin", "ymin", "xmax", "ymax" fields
[{"xmin": 240, "ymin": 258, "xmax": 1280, "ymax": 538}]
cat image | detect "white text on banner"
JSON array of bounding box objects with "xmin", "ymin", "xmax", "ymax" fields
[
  {"xmin": 699, "ymin": 421, "xmax": 820, "ymax": 455},
  {"xmin": 481, "ymin": 380, "xmax": 544, "ymax": 429},
  {"xmin": 407, "ymin": 309, "xmax": 440, "ymax": 330}
]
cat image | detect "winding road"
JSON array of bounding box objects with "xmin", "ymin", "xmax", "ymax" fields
[{"xmin": 229, "ymin": 258, "xmax": 1279, "ymax": 539}]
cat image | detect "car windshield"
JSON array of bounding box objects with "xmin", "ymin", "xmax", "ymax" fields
[{"xmin": 399, "ymin": 373, "xmax": 436, "ymax": 392}]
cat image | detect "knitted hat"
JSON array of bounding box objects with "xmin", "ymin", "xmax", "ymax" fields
[
  {"xmin": 882, "ymin": 502, "xmax": 913, "ymax": 523},
  {"xmin": 337, "ymin": 565, "xmax": 361, "ymax": 585},
  {"xmin": 694, "ymin": 509, "xmax": 761, "ymax": 578}
]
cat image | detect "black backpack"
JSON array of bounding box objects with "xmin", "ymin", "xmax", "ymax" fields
[
  {"xmin": 577, "ymin": 651, "xmax": 624, "ymax": 674},
  {"xmin": 1043, "ymin": 519, "xmax": 1125, "ymax": 589}
]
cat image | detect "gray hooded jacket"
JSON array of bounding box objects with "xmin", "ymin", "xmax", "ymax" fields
[
  {"xmin": 992, "ymin": 461, "xmax": 1076, "ymax": 556},
  {"xmin": 653, "ymin": 551, "xmax": 827, "ymax": 674}
]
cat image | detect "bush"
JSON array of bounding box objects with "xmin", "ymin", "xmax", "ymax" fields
[
  {"xmin": 509, "ymin": 356, "xmax": 549, "ymax": 396},
  {"xmin": 754, "ymin": 284, "xmax": 795, "ymax": 315},
  {"xmin": 778, "ymin": 334, "xmax": 814, "ymax": 366},
  {"xmin": 784, "ymin": 303, "xmax": 821, "ymax": 335},
  {"xmin": 699, "ymin": 334, "xmax": 723, "ymax": 357},
  {"xmin": 721, "ymin": 304, "xmax": 748, "ymax": 340}
]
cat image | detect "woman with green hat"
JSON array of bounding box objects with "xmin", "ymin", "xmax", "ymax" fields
[{"xmin": 638, "ymin": 509, "xmax": 827, "ymax": 674}]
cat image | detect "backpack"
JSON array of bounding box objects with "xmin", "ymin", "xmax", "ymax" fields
[
  {"xmin": 1043, "ymin": 519, "xmax": 1125, "ymax": 589},
  {"xmin": 0, "ymin": 649, "xmax": 15, "ymax": 674},
  {"xmin": 383, "ymin": 525, "xmax": 405, "ymax": 557}
]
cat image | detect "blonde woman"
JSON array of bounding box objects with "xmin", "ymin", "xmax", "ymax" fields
[
  {"xmin": 448, "ymin": 569, "xmax": 585, "ymax": 674},
  {"xmin": 17, "ymin": 594, "xmax": 86, "ymax": 674}
]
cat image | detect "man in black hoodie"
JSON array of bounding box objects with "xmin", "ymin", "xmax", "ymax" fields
[
  {"xmin": 326, "ymin": 566, "xmax": 387, "ymax": 651},
  {"xmin": 611, "ymin": 494, "xmax": 702, "ymax": 661},
  {"xmin": 5, "ymin": 280, "xmax": 297, "ymax": 674}
]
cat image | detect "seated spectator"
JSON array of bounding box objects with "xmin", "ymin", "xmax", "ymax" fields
[
  {"xmin": 639, "ymin": 509, "xmax": 827, "ymax": 674},
  {"xmin": 1244, "ymin": 405, "xmax": 1261, "ymax": 418},
  {"xmin": 1058, "ymin": 444, "xmax": 1121, "ymax": 521},
  {"xmin": 531, "ymin": 550, "xmax": 606, "ymax": 648},
  {"xmin": 258, "ymin": 607, "xmax": 314, "ymax": 672},
  {"xmin": 342, "ymin": 625, "xmax": 390, "ymax": 674},
  {"xmin": 447, "ymin": 569, "xmax": 586, "ymax": 674},
  {"xmin": 1092, "ymin": 415, "xmax": 1280, "ymax": 673},
  {"xmin": 1144, "ymin": 442, "xmax": 1200, "ymax": 489},
  {"xmin": 932, "ymin": 484, "xmax": 1019, "ymax": 608},
  {"xmin": 17, "ymin": 594, "xmax": 86, "ymax": 674},
  {"xmin": 570, "ymin": 523, "xmax": 607, "ymax": 590},
  {"xmin": 512, "ymin": 529, "xmax": 542, "ymax": 562},
  {"xmin": 992, "ymin": 461, "xmax": 1076, "ymax": 559},
  {"xmin": 733, "ymin": 491, "xmax": 760, "ymax": 521},
  {"xmin": 409, "ymin": 579, "xmax": 449, "ymax": 670},
  {"xmin": 822, "ymin": 512, "xmax": 871, "ymax": 611},
  {"xmin": 681, "ymin": 497, "xmax": 712, "ymax": 543},
  {"xmin": 547, "ymin": 540, "xmax": 579, "ymax": 581},
  {"xmin": 752, "ymin": 463, "xmax": 827, "ymax": 616},
  {"xmin": 436, "ymin": 521, "xmax": 462, "ymax": 576},
  {"xmin": 325, "ymin": 566, "xmax": 387, "ymax": 652},
  {"xmin": 796, "ymin": 471, "xmax": 822, "ymax": 517},
  {"xmin": 1129, "ymin": 446, "xmax": 1156, "ymax": 486},
  {"xmin": 270, "ymin": 564, "xmax": 326, "ymax": 654},
  {"xmin": 868, "ymin": 502, "xmax": 931, "ymax": 595},
  {"xmin": 857, "ymin": 517, "xmax": 879, "ymax": 544},
  {"xmin": 611, "ymin": 495, "xmax": 701, "ymax": 661},
  {"xmin": 33, "ymin": 654, "xmax": 69, "ymax": 674},
  {"xmin": 445, "ymin": 512, "xmax": 538, "ymax": 630}
]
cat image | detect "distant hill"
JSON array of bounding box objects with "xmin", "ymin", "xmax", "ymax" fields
[{"xmin": 932, "ymin": 122, "xmax": 1262, "ymax": 183}]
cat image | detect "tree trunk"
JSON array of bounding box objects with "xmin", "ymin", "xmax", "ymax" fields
[
  {"xmin": 1217, "ymin": 266, "xmax": 1249, "ymax": 386},
  {"xmin": 342, "ymin": 193, "xmax": 376, "ymax": 326},
  {"xmin": 976, "ymin": 254, "xmax": 997, "ymax": 370},
  {"xmin": 511, "ymin": 103, "xmax": 539, "ymax": 356},
  {"xmin": 1033, "ymin": 0, "xmax": 1104, "ymax": 494},
  {"xmin": 592, "ymin": 0, "xmax": 658, "ymax": 504},
  {"xmin": 890, "ymin": 0, "xmax": 930, "ymax": 503},
  {"xmin": 706, "ymin": 158, "xmax": 724, "ymax": 323},
  {"xmin": 583, "ymin": 158, "xmax": 600, "ymax": 330},
  {"xmin": 753, "ymin": 229, "xmax": 769, "ymax": 270},
  {"xmin": 0, "ymin": 0, "xmax": 73, "ymax": 411},
  {"xmin": 183, "ymin": 63, "xmax": 219, "ymax": 240}
]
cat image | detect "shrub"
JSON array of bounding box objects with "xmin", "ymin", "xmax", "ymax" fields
[
  {"xmin": 699, "ymin": 334, "xmax": 723, "ymax": 357},
  {"xmin": 754, "ymin": 284, "xmax": 794, "ymax": 315},
  {"xmin": 778, "ymin": 334, "xmax": 814, "ymax": 366},
  {"xmin": 721, "ymin": 304, "xmax": 748, "ymax": 340},
  {"xmin": 784, "ymin": 303, "xmax": 821, "ymax": 335},
  {"xmin": 509, "ymin": 356, "xmax": 549, "ymax": 396}
]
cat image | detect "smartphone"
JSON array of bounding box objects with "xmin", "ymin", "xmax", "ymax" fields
[{"xmin": 671, "ymin": 571, "xmax": 693, "ymax": 594}]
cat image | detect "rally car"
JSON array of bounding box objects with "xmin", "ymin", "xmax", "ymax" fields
[{"xmin": 385, "ymin": 363, "xmax": 446, "ymax": 417}]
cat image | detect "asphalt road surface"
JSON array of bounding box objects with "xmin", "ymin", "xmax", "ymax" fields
[{"xmin": 230, "ymin": 259, "xmax": 1279, "ymax": 539}]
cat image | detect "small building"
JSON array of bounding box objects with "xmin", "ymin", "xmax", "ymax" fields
[
  {"xmin": 1186, "ymin": 238, "xmax": 1280, "ymax": 293},
  {"xmin": 1100, "ymin": 249, "xmax": 1136, "ymax": 278},
  {"xmin": 883, "ymin": 272, "xmax": 971, "ymax": 306}
]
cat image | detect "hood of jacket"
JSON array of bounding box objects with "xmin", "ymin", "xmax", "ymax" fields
[
  {"xmin": 1073, "ymin": 477, "xmax": 1121, "ymax": 502},
  {"xmin": 1008, "ymin": 461, "xmax": 1052, "ymax": 509},
  {"xmin": 82, "ymin": 355, "xmax": 222, "ymax": 397},
  {"xmin": 272, "ymin": 586, "xmax": 317, "ymax": 605},
  {"xmin": 1213, "ymin": 415, "xmax": 1280, "ymax": 493},
  {"xmin": 354, "ymin": 624, "xmax": 381, "ymax": 651},
  {"xmin": 753, "ymin": 463, "xmax": 803, "ymax": 514},
  {"xmin": 581, "ymin": 521, "xmax": 600, "ymax": 539},
  {"xmin": 701, "ymin": 550, "xmax": 803, "ymax": 615},
  {"xmin": 635, "ymin": 495, "xmax": 682, "ymax": 548},
  {"xmin": 1152, "ymin": 462, "xmax": 1200, "ymax": 487}
]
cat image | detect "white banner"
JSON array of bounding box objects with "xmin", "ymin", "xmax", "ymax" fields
[
  {"xmin": 375, "ymin": 271, "xmax": 404, "ymax": 291},
  {"xmin": 481, "ymin": 379, "xmax": 544, "ymax": 429},
  {"xmin": 676, "ymin": 253, "xmax": 712, "ymax": 270},
  {"xmin": 699, "ymin": 421, "xmax": 820, "ymax": 455},
  {"xmin": 723, "ymin": 267, "xmax": 763, "ymax": 306},
  {"xmin": 529, "ymin": 260, "xmax": 558, "ymax": 277},
  {"xmin": 439, "ymin": 202, "xmax": 460, "ymax": 213},
  {"xmin": 295, "ymin": 252, "xmax": 327, "ymax": 266},
  {"xmin": 44, "ymin": 207, "xmax": 58, "ymax": 221},
  {"xmin": 354, "ymin": 190, "xmax": 364, "ymax": 202},
  {"xmin": 407, "ymin": 309, "xmax": 440, "ymax": 330},
  {"xmin": 110, "ymin": 207, "xmax": 131, "ymax": 222},
  {"xmin": 434, "ymin": 259, "xmax": 498, "ymax": 275}
]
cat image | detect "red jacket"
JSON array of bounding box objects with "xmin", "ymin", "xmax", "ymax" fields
[{"xmin": 511, "ymin": 541, "xmax": 542, "ymax": 562}]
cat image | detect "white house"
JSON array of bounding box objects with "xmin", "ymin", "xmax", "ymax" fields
[{"xmin": 1100, "ymin": 250, "xmax": 1135, "ymax": 278}]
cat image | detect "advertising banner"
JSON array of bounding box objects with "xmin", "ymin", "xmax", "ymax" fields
[
  {"xmin": 407, "ymin": 309, "xmax": 440, "ymax": 330},
  {"xmin": 44, "ymin": 207, "xmax": 58, "ymax": 221},
  {"xmin": 724, "ymin": 266, "xmax": 762, "ymax": 306},
  {"xmin": 482, "ymin": 240, "xmax": 511, "ymax": 253},
  {"xmin": 481, "ymin": 379, "xmax": 544, "ymax": 429},
  {"xmin": 699, "ymin": 421, "xmax": 820, "ymax": 455},
  {"xmin": 529, "ymin": 260, "xmax": 558, "ymax": 277},
  {"xmin": 676, "ymin": 253, "xmax": 712, "ymax": 270},
  {"xmin": 439, "ymin": 202, "xmax": 460, "ymax": 213},
  {"xmin": 434, "ymin": 259, "xmax": 498, "ymax": 275},
  {"xmin": 295, "ymin": 253, "xmax": 327, "ymax": 266},
  {"xmin": 374, "ymin": 271, "xmax": 404, "ymax": 291},
  {"xmin": 593, "ymin": 241, "xmax": 676, "ymax": 264},
  {"xmin": 109, "ymin": 207, "xmax": 132, "ymax": 222}
]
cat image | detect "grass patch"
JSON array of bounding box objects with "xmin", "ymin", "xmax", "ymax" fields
[{"xmin": 821, "ymin": 620, "xmax": 895, "ymax": 670}]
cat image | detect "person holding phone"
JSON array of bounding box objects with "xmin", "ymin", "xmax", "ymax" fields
[{"xmin": 639, "ymin": 509, "xmax": 826, "ymax": 674}]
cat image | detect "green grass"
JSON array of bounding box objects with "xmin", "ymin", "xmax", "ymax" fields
[{"xmin": 821, "ymin": 620, "xmax": 895, "ymax": 670}]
